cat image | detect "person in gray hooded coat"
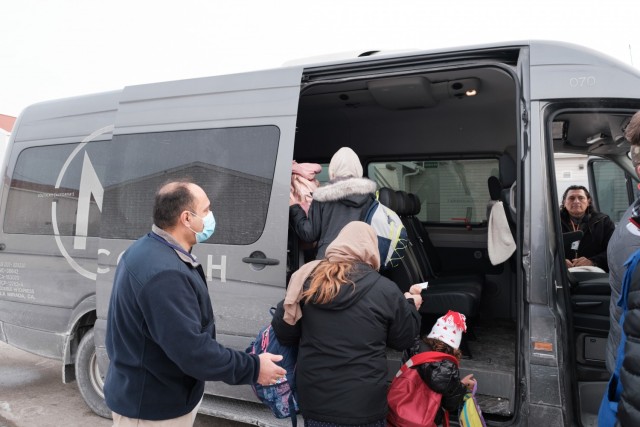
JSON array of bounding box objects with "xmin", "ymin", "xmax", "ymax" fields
[{"xmin": 289, "ymin": 147, "xmax": 377, "ymax": 259}]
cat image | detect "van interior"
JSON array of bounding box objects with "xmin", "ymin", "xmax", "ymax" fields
[{"xmin": 286, "ymin": 60, "xmax": 638, "ymax": 424}]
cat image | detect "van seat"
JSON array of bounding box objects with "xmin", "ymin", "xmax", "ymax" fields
[{"xmin": 388, "ymin": 189, "xmax": 482, "ymax": 318}]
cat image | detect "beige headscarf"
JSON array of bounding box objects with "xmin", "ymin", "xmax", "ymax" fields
[
  {"xmin": 283, "ymin": 221, "xmax": 380, "ymax": 325},
  {"xmin": 328, "ymin": 147, "xmax": 363, "ymax": 181}
]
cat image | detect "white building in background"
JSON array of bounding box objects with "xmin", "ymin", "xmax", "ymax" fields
[
  {"xmin": 554, "ymin": 153, "xmax": 589, "ymax": 205},
  {"xmin": 0, "ymin": 114, "xmax": 16, "ymax": 177}
]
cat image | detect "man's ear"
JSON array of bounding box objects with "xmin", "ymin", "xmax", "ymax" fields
[
  {"xmin": 635, "ymin": 163, "xmax": 640, "ymax": 180},
  {"xmin": 179, "ymin": 210, "xmax": 191, "ymax": 228}
]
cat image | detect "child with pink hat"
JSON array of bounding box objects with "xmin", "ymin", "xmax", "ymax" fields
[{"xmin": 407, "ymin": 310, "xmax": 476, "ymax": 424}]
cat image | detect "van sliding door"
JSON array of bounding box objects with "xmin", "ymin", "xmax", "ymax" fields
[{"xmin": 94, "ymin": 67, "xmax": 303, "ymax": 393}]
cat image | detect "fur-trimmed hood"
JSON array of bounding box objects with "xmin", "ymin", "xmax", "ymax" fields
[{"xmin": 312, "ymin": 177, "xmax": 377, "ymax": 203}]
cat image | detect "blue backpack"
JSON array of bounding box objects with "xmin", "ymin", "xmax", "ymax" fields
[{"xmin": 247, "ymin": 317, "xmax": 299, "ymax": 426}]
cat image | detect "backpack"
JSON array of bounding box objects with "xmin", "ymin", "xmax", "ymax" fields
[
  {"xmin": 387, "ymin": 351, "xmax": 459, "ymax": 427},
  {"xmin": 459, "ymin": 381, "xmax": 487, "ymax": 427},
  {"xmin": 246, "ymin": 318, "xmax": 299, "ymax": 426},
  {"xmin": 363, "ymin": 199, "xmax": 407, "ymax": 270}
]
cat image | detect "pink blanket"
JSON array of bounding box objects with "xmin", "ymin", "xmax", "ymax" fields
[{"xmin": 290, "ymin": 161, "xmax": 322, "ymax": 214}]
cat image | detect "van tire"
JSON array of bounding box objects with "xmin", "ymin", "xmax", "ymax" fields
[{"xmin": 76, "ymin": 328, "xmax": 111, "ymax": 419}]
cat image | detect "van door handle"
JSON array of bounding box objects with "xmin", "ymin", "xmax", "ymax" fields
[
  {"xmin": 573, "ymin": 301, "xmax": 602, "ymax": 308},
  {"xmin": 242, "ymin": 257, "xmax": 279, "ymax": 265},
  {"xmin": 242, "ymin": 251, "xmax": 279, "ymax": 266}
]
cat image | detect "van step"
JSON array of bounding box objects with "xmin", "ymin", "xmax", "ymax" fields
[
  {"xmin": 476, "ymin": 393, "xmax": 512, "ymax": 416},
  {"xmin": 199, "ymin": 394, "xmax": 302, "ymax": 426}
]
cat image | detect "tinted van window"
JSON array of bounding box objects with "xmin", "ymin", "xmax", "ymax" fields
[
  {"xmin": 100, "ymin": 126, "xmax": 279, "ymax": 244},
  {"xmin": 4, "ymin": 143, "xmax": 104, "ymax": 236}
]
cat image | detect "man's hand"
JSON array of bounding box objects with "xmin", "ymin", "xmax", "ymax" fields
[
  {"xmin": 461, "ymin": 373, "xmax": 476, "ymax": 391},
  {"xmin": 257, "ymin": 353, "xmax": 287, "ymax": 386},
  {"xmin": 568, "ymin": 257, "xmax": 593, "ymax": 267},
  {"xmin": 404, "ymin": 292, "xmax": 423, "ymax": 310}
]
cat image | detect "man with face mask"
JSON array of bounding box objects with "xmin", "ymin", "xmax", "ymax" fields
[{"xmin": 104, "ymin": 180, "xmax": 286, "ymax": 426}]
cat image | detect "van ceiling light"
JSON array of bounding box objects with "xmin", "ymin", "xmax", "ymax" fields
[{"xmin": 447, "ymin": 78, "xmax": 481, "ymax": 99}]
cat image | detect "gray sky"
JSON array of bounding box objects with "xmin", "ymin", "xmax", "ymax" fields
[{"xmin": 2, "ymin": 0, "xmax": 640, "ymax": 117}]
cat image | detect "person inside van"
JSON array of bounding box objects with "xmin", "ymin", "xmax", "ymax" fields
[
  {"xmin": 271, "ymin": 221, "xmax": 421, "ymax": 427},
  {"xmin": 289, "ymin": 146, "xmax": 377, "ymax": 259},
  {"xmin": 560, "ymin": 185, "xmax": 615, "ymax": 272}
]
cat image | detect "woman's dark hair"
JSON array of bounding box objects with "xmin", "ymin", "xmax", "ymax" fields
[
  {"xmin": 153, "ymin": 180, "xmax": 194, "ymax": 229},
  {"xmin": 421, "ymin": 337, "xmax": 462, "ymax": 361},
  {"xmin": 560, "ymin": 185, "xmax": 596, "ymax": 213}
]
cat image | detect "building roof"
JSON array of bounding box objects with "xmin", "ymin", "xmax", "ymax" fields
[{"xmin": 0, "ymin": 114, "xmax": 16, "ymax": 132}]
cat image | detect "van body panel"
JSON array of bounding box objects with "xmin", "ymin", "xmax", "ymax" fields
[
  {"xmin": 529, "ymin": 42, "xmax": 640, "ymax": 100},
  {"xmin": 91, "ymin": 67, "xmax": 304, "ymax": 402},
  {"xmin": 0, "ymin": 95, "xmax": 118, "ymax": 360},
  {"xmin": 114, "ymin": 67, "xmax": 304, "ymax": 133}
]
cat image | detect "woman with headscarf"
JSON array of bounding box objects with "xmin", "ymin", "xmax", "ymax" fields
[
  {"xmin": 289, "ymin": 147, "xmax": 377, "ymax": 259},
  {"xmin": 271, "ymin": 221, "xmax": 421, "ymax": 427}
]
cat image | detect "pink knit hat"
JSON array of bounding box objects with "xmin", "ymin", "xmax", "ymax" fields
[{"xmin": 427, "ymin": 310, "xmax": 467, "ymax": 349}]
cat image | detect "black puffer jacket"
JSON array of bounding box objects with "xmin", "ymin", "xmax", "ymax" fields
[
  {"xmin": 560, "ymin": 209, "xmax": 615, "ymax": 271},
  {"xmin": 606, "ymin": 202, "xmax": 640, "ymax": 374},
  {"xmin": 609, "ymin": 199, "xmax": 640, "ymax": 426},
  {"xmin": 290, "ymin": 177, "xmax": 377, "ymax": 259},
  {"xmin": 271, "ymin": 263, "xmax": 420, "ymax": 425},
  {"xmin": 619, "ymin": 248, "xmax": 640, "ymax": 426},
  {"xmin": 405, "ymin": 339, "xmax": 467, "ymax": 424}
]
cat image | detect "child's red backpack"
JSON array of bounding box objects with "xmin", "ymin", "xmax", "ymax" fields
[{"xmin": 387, "ymin": 351, "xmax": 459, "ymax": 427}]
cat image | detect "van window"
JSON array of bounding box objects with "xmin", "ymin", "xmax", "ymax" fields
[
  {"xmin": 592, "ymin": 159, "xmax": 630, "ymax": 223},
  {"xmin": 100, "ymin": 126, "xmax": 279, "ymax": 244},
  {"xmin": 4, "ymin": 143, "xmax": 103, "ymax": 236},
  {"xmin": 4, "ymin": 127, "xmax": 279, "ymax": 245},
  {"xmin": 368, "ymin": 159, "xmax": 498, "ymax": 224}
]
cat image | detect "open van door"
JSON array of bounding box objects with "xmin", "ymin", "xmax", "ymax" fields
[
  {"xmin": 548, "ymin": 108, "xmax": 640, "ymax": 426},
  {"xmin": 93, "ymin": 67, "xmax": 304, "ymax": 405}
]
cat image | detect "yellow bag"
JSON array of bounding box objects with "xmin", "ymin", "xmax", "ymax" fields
[{"xmin": 459, "ymin": 382, "xmax": 486, "ymax": 427}]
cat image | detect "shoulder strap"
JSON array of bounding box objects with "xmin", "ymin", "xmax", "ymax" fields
[
  {"xmin": 362, "ymin": 197, "xmax": 379, "ymax": 223},
  {"xmin": 396, "ymin": 351, "xmax": 459, "ymax": 377}
]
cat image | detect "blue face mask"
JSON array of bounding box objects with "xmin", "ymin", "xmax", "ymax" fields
[{"xmin": 190, "ymin": 211, "xmax": 216, "ymax": 243}]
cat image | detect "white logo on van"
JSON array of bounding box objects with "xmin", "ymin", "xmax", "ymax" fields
[{"xmin": 52, "ymin": 125, "xmax": 113, "ymax": 281}]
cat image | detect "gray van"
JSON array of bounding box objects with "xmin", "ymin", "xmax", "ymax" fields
[{"xmin": 1, "ymin": 40, "xmax": 638, "ymax": 426}]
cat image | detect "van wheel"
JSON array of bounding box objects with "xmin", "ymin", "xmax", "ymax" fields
[{"xmin": 76, "ymin": 328, "xmax": 111, "ymax": 419}]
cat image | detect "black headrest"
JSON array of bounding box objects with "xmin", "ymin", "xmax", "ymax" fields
[
  {"xmin": 407, "ymin": 193, "xmax": 421, "ymax": 216},
  {"xmin": 488, "ymin": 176, "xmax": 501, "ymax": 200},
  {"xmin": 394, "ymin": 190, "xmax": 410, "ymax": 216},
  {"xmin": 378, "ymin": 187, "xmax": 396, "ymax": 210}
]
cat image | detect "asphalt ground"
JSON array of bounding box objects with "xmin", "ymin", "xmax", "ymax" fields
[{"xmin": 0, "ymin": 341, "xmax": 244, "ymax": 427}]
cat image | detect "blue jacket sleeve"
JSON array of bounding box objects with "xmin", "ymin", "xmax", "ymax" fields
[{"xmin": 138, "ymin": 270, "xmax": 259, "ymax": 385}]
